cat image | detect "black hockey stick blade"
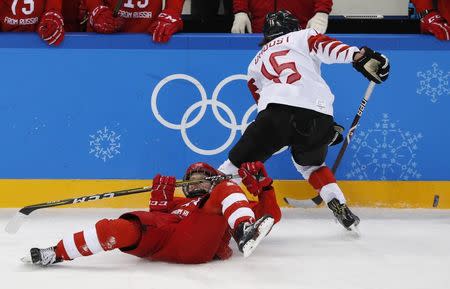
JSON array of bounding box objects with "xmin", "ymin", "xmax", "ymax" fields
[{"xmin": 284, "ymin": 195, "xmax": 324, "ymax": 208}]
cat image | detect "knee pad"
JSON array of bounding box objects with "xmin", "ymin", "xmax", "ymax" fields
[{"xmin": 96, "ymin": 218, "xmax": 141, "ymax": 250}]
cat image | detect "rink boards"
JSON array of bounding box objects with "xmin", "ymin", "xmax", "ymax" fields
[
  {"xmin": 0, "ymin": 179, "xmax": 449, "ymax": 208},
  {"xmin": 0, "ymin": 33, "xmax": 450, "ymax": 208}
]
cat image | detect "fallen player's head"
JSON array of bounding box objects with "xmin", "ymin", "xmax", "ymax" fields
[
  {"xmin": 260, "ymin": 10, "xmax": 300, "ymax": 46},
  {"xmin": 182, "ymin": 162, "xmax": 219, "ymax": 198}
]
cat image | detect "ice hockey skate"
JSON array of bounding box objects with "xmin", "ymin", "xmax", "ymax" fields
[
  {"xmin": 327, "ymin": 198, "xmax": 360, "ymax": 231},
  {"xmin": 21, "ymin": 247, "xmax": 62, "ymax": 266},
  {"xmin": 234, "ymin": 215, "xmax": 275, "ymax": 258}
]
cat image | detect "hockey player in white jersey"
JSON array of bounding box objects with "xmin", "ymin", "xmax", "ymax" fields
[{"xmin": 219, "ymin": 10, "xmax": 390, "ymax": 230}]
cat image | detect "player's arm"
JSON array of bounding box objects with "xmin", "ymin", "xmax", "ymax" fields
[
  {"xmin": 314, "ymin": 0, "xmax": 332, "ymax": 14},
  {"xmin": 163, "ymin": 0, "xmax": 184, "ymax": 16},
  {"xmin": 239, "ymin": 162, "xmax": 281, "ymax": 223},
  {"xmin": 45, "ymin": 0, "xmax": 62, "ymax": 11},
  {"xmin": 306, "ymin": 30, "xmax": 390, "ymax": 83},
  {"xmin": 84, "ymin": 0, "xmax": 103, "ymax": 12},
  {"xmin": 307, "ymin": 30, "xmax": 359, "ymax": 64}
]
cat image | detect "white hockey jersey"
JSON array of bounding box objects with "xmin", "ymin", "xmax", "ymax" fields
[{"xmin": 247, "ymin": 29, "xmax": 360, "ymax": 116}]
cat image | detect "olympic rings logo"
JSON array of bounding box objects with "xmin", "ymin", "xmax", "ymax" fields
[{"xmin": 151, "ymin": 74, "xmax": 258, "ymax": 155}]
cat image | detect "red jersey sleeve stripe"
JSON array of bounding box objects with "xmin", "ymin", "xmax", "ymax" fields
[
  {"xmin": 327, "ymin": 41, "xmax": 343, "ymax": 56},
  {"xmin": 308, "ymin": 34, "xmax": 336, "ymax": 53},
  {"xmin": 318, "ymin": 39, "xmax": 335, "ymax": 53},
  {"xmin": 336, "ymin": 45, "xmax": 351, "ymax": 58}
]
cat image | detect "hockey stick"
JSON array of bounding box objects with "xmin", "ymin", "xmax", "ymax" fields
[
  {"xmin": 5, "ymin": 174, "xmax": 237, "ymax": 234},
  {"xmin": 284, "ymin": 81, "xmax": 376, "ymax": 207},
  {"xmin": 113, "ymin": 0, "xmax": 124, "ymax": 17}
]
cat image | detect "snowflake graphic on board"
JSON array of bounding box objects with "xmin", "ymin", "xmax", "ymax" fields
[
  {"xmin": 417, "ymin": 62, "xmax": 449, "ymax": 103},
  {"xmin": 89, "ymin": 127, "xmax": 121, "ymax": 162},
  {"xmin": 345, "ymin": 113, "xmax": 423, "ymax": 180}
]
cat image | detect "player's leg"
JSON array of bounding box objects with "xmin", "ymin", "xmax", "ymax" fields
[
  {"xmin": 23, "ymin": 211, "xmax": 181, "ymax": 266},
  {"xmin": 291, "ymin": 145, "xmax": 360, "ymax": 230},
  {"xmin": 218, "ymin": 104, "xmax": 291, "ymax": 175},
  {"xmin": 202, "ymin": 181, "xmax": 275, "ymax": 257},
  {"xmin": 23, "ymin": 217, "xmax": 141, "ymax": 266}
]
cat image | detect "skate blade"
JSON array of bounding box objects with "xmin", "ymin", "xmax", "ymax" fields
[
  {"xmin": 346, "ymin": 223, "xmax": 361, "ymax": 238},
  {"xmin": 20, "ymin": 255, "xmax": 32, "ymax": 264},
  {"xmin": 242, "ymin": 217, "xmax": 275, "ymax": 258}
]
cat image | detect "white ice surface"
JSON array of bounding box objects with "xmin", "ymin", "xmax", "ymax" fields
[{"xmin": 1, "ymin": 208, "xmax": 450, "ymax": 289}]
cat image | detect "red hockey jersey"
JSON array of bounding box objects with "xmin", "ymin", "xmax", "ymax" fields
[
  {"xmin": 0, "ymin": 0, "xmax": 61, "ymax": 31},
  {"xmin": 83, "ymin": 0, "xmax": 184, "ymax": 32},
  {"xmin": 125, "ymin": 180, "xmax": 281, "ymax": 264},
  {"xmin": 62, "ymin": 0, "xmax": 83, "ymax": 31}
]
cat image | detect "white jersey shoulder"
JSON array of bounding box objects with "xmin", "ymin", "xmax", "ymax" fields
[{"xmin": 248, "ymin": 29, "xmax": 359, "ymax": 116}]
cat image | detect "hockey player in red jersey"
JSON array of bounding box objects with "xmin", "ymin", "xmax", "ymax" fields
[
  {"xmin": 231, "ymin": 0, "xmax": 332, "ymax": 34},
  {"xmin": 0, "ymin": 0, "xmax": 64, "ymax": 45},
  {"xmin": 411, "ymin": 0, "xmax": 450, "ymax": 41},
  {"xmin": 81, "ymin": 0, "xmax": 184, "ymax": 42},
  {"xmin": 219, "ymin": 10, "xmax": 390, "ymax": 231},
  {"xmin": 23, "ymin": 161, "xmax": 281, "ymax": 266},
  {"xmin": 62, "ymin": 0, "xmax": 84, "ymax": 32}
]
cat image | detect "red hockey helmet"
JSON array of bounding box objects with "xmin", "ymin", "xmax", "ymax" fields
[{"xmin": 182, "ymin": 162, "xmax": 219, "ymax": 198}]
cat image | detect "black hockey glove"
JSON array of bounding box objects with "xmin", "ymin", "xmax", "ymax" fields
[{"xmin": 353, "ymin": 47, "xmax": 390, "ymax": 84}]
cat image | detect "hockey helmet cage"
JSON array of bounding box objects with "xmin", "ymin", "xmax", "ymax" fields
[{"xmin": 182, "ymin": 162, "xmax": 219, "ymax": 198}]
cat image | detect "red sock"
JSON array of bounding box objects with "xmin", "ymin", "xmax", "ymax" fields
[
  {"xmin": 308, "ymin": 166, "xmax": 336, "ymax": 190},
  {"xmin": 308, "ymin": 166, "xmax": 346, "ymax": 204}
]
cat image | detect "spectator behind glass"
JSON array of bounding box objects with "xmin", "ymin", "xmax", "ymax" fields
[
  {"xmin": 231, "ymin": 0, "xmax": 332, "ymax": 34},
  {"xmin": 190, "ymin": 0, "xmax": 232, "ymax": 32},
  {"xmin": 411, "ymin": 0, "xmax": 450, "ymax": 40},
  {"xmin": 81, "ymin": 0, "xmax": 185, "ymax": 43},
  {"xmin": 0, "ymin": 0, "xmax": 65, "ymax": 45}
]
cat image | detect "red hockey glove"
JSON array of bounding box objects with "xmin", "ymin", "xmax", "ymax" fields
[
  {"xmin": 150, "ymin": 174, "xmax": 176, "ymax": 211},
  {"xmin": 420, "ymin": 11, "xmax": 450, "ymax": 41},
  {"xmin": 149, "ymin": 11, "xmax": 183, "ymax": 43},
  {"xmin": 238, "ymin": 161, "xmax": 273, "ymax": 196},
  {"xmin": 38, "ymin": 10, "xmax": 64, "ymax": 46},
  {"xmin": 89, "ymin": 5, "xmax": 123, "ymax": 33}
]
